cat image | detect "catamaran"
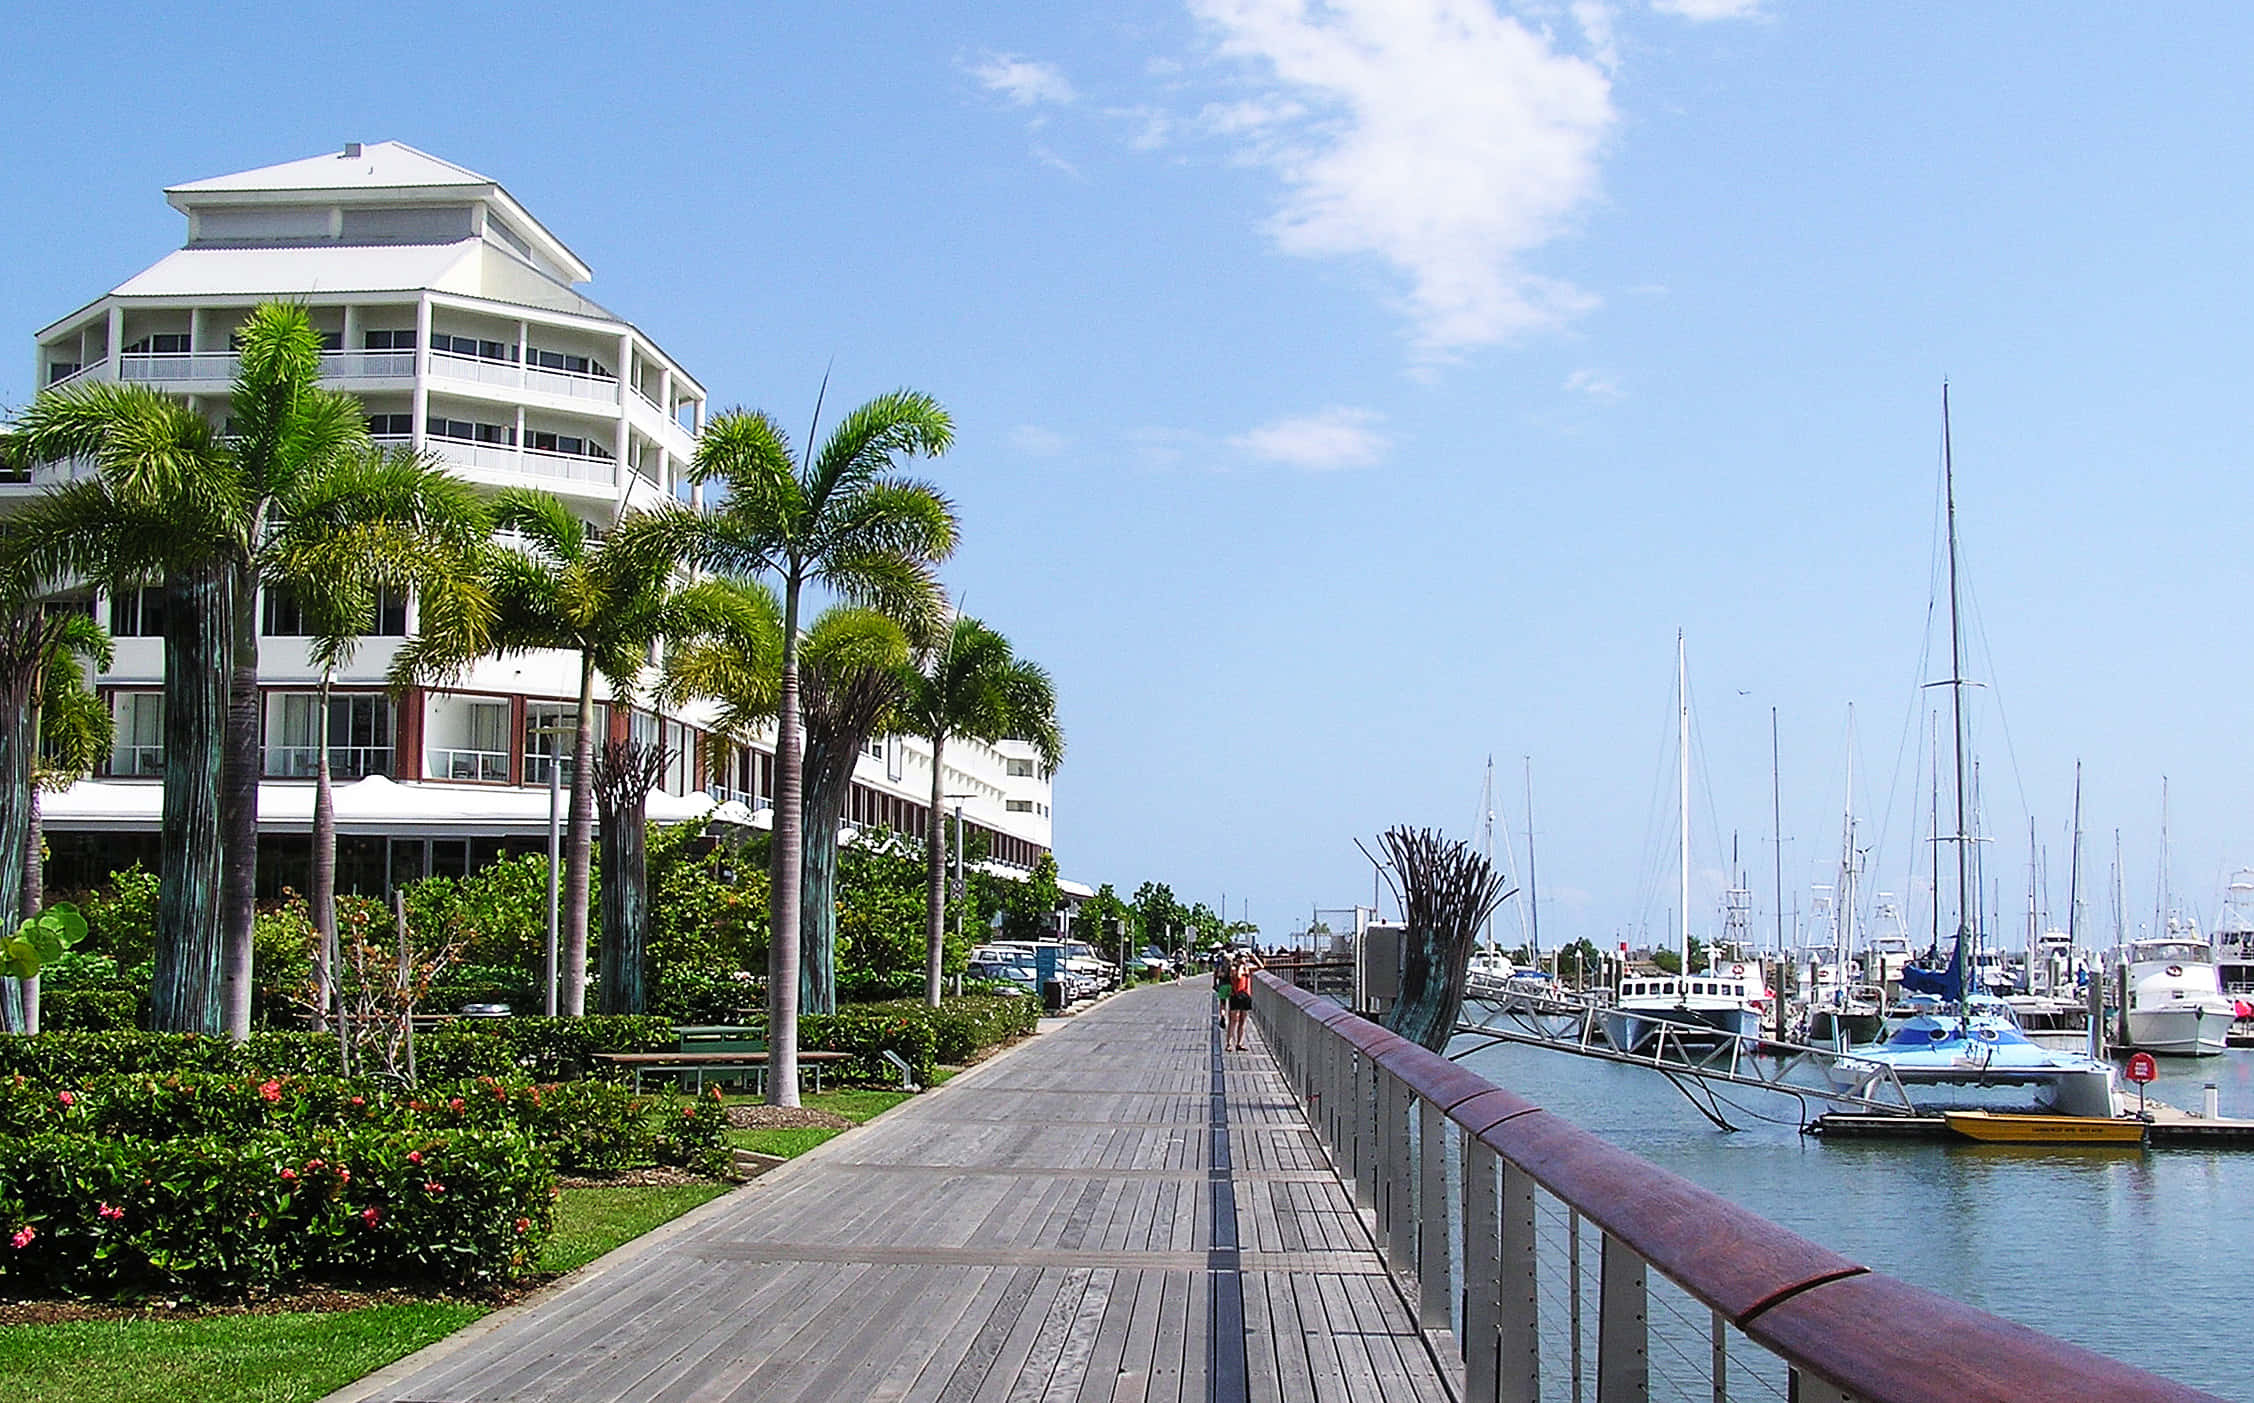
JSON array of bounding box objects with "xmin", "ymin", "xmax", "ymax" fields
[{"xmin": 1825, "ymin": 389, "xmax": 2117, "ymax": 1120}]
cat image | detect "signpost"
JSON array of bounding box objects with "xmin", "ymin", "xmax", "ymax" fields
[{"xmin": 2126, "ymin": 1050, "xmax": 2158, "ymax": 1120}]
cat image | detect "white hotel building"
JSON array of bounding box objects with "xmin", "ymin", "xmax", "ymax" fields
[{"xmin": 18, "ymin": 143, "xmax": 1057, "ymax": 897}]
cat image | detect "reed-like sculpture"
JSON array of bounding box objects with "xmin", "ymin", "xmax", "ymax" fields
[
  {"xmin": 593, "ymin": 737, "xmax": 669, "ymax": 1015},
  {"xmin": 1377, "ymin": 825, "xmax": 1513, "ymax": 1053}
]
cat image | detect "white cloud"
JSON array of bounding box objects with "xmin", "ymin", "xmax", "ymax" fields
[
  {"xmin": 1572, "ymin": 1, "xmax": 1620, "ymax": 75},
  {"xmin": 1651, "ymin": 0, "xmax": 1761, "ymax": 20},
  {"xmin": 971, "ymin": 54, "xmax": 1078, "ymax": 107},
  {"xmin": 1189, "ymin": 0, "xmax": 1615, "ymax": 356},
  {"xmin": 1010, "ymin": 424, "xmax": 1069, "ymax": 458},
  {"xmin": 1231, "ymin": 407, "xmax": 1387, "ymax": 470},
  {"xmin": 1564, "ymin": 368, "xmax": 1622, "ymax": 399}
]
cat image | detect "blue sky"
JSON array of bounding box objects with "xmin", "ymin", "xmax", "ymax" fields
[{"xmin": 6, "ymin": 3, "xmax": 2252, "ymax": 953}]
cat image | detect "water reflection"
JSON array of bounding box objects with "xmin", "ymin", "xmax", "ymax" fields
[{"xmin": 1449, "ymin": 1036, "xmax": 2252, "ymax": 1401}]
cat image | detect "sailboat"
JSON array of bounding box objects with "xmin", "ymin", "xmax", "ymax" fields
[
  {"xmin": 1827, "ymin": 389, "xmax": 2118, "ymax": 1119},
  {"xmin": 1605, "ymin": 634, "xmax": 1771, "ymax": 1052}
]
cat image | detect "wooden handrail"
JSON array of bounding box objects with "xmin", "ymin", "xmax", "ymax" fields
[{"xmin": 1252, "ymin": 971, "xmax": 2224, "ymax": 1403}]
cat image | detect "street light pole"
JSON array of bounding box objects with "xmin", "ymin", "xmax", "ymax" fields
[{"xmin": 530, "ymin": 717, "xmax": 576, "ymax": 1019}]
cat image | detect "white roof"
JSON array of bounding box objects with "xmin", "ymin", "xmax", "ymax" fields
[
  {"xmin": 168, "ymin": 142, "xmax": 495, "ymax": 196},
  {"xmin": 110, "ymin": 242, "xmax": 479, "ymax": 299}
]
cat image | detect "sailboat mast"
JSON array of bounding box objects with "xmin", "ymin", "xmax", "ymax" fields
[
  {"xmin": 2068, "ymin": 762, "xmax": 2083, "ymax": 951},
  {"xmin": 1678, "ymin": 631, "xmax": 1691, "ymax": 978},
  {"xmin": 1943, "ymin": 387, "xmax": 1975, "ymax": 986},
  {"xmin": 1479, "ymin": 756, "xmax": 1496, "ymax": 953},
  {"xmin": 1525, "ymin": 757, "xmax": 1541, "ymax": 958},
  {"xmin": 1771, "ymin": 708, "xmax": 1785, "ymax": 962},
  {"xmin": 1837, "ymin": 708, "xmax": 1855, "ymax": 988},
  {"xmin": 2157, "ymin": 777, "xmax": 2171, "ymax": 935}
]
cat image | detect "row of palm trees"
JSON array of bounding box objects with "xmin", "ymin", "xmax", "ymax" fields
[{"xmin": 2, "ymin": 304, "xmax": 1063, "ymax": 1107}]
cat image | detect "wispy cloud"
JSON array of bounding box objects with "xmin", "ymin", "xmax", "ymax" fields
[
  {"xmin": 1572, "ymin": 1, "xmax": 1620, "ymax": 75},
  {"xmin": 970, "ymin": 53, "xmax": 1078, "ymax": 107},
  {"xmin": 1651, "ymin": 0, "xmax": 1762, "ymax": 20},
  {"xmin": 1188, "ymin": 0, "xmax": 1615, "ymax": 357},
  {"xmin": 1231, "ymin": 408, "xmax": 1387, "ymax": 470},
  {"xmin": 1010, "ymin": 424, "xmax": 1069, "ymax": 458},
  {"xmin": 1564, "ymin": 368, "xmax": 1623, "ymax": 400}
]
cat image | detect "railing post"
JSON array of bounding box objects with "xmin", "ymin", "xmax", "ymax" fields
[
  {"xmin": 1352, "ymin": 1052, "xmax": 1378, "ymax": 1213},
  {"xmin": 1788, "ymin": 1371, "xmax": 1866, "ymax": 1403},
  {"xmin": 1384, "ymin": 1072, "xmax": 1416, "ymax": 1272},
  {"xmin": 1597, "ymin": 1232, "xmax": 1648, "ymax": 1403},
  {"xmin": 1461, "ymin": 1137, "xmax": 1513, "ymax": 1403},
  {"xmin": 1417, "ymin": 1094, "xmax": 1449, "ymax": 1332},
  {"xmin": 1497, "ymin": 1160, "xmax": 1538, "ymax": 1403}
]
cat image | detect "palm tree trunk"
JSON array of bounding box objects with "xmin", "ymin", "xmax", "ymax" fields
[
  {"xmin": 596, "ymin": 783, "xmax": 649, "ymax": 1015},
  {"xmin": 310, "ymin": 667, "xmax": 337, "ymax": 1033},
  {"xmin": 924, "ymin": 730, "xmax": 948, "ymax": 1007},
  {"xmin": 152, "ymin": 562, "xmax": 231, "ymax": 1035},
  {"xmin": 22, "ymin": 695, "xmax": 43, "ymax": 1034},
  {"xmin": 0, "ymin": 643, "xmax": 35, "ymax": 1032},
  {"xmin": 767, "ymin": 576, "xmax": 804, "ymax": 1107},
  {"xmin": 799, "ymin": 741, "xmax": 850, "ymax": 1017},
  {"xmin": 562, "ymin": 652, "xmax": 597, "ymax": 1017},
  {"xmin": 218, "ymin": 561, "xmax": 261, "ymax": 1040}
]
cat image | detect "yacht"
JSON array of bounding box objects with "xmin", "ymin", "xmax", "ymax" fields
[
  {"xmin": 2120, "ymin": 929, "xmax": 2233, "ymax": 1056},
  {"xmin": 2212, "ymin": 870, "xmax": 2254, "ymax": 998}
]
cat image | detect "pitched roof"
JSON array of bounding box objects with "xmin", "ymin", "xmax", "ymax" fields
[{"xmin": 166, "ymin": 141, "xmax": 495, "ymax": 196}]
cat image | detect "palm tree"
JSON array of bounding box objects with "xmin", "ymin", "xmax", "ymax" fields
[
  {"xmin": 795, "ymin": 607, "xmax": 914, "ymax": 1014},
  {"xmin": 265, "ymin": 450, "xmax": 491, "ymax": 1029},
  {"xmin": 899, "ymin": 617, "xmax": 1063, "ymax": 1007},
  {"xmin": 11, "ymin": 383, "xmax": 238, "ymax": 1033},
  {"xmin": 25, "ymin": 611, "xmax": 115, "ymax": 922},
  {"xmin": 669, "ymin": 391, "xmax": 955, "ymax": 1105},
  {"xmin": 400, "ymin": 489, "xmax": 694, "ymax": 1015},
  {"xmin": 16, "ymin": 303, "xmax": 422, "ymax": 1038}
]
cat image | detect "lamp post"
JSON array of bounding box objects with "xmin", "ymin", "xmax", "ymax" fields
[{"xmin": 527, "ymin": 716, "xmax": 577, "ymax": 1018}]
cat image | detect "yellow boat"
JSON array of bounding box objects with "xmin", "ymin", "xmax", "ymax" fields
[{"xmin": 1942, "ymin": 1110, "xmax": 2149, "ymax": 1145}]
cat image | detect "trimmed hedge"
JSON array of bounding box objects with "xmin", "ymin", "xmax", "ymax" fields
[
  {"xmin": 0, "ymin": 1126, "xmax": 554, "ymax": 1297},
  {"xmin": 418, "ymin": 1016, "xmax": 677, "ymax": 1082},
  {"xmin": 36, "ymin": 989, "xmax": 139, "ymax": 1032},
  {"xmin": 0, "ymin": 1072, "xmax": 730, "ymax": 1178},
  {"xmin": 0, "ymin": 1031, "xmax": 339, "ymax": 1082},
  {"xmin": 798, "ymin": 995, "xmax": 1037, "ymax": 1084}
]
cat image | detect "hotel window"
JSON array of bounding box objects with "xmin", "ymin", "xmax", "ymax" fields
[
  {"xmin": 1007, "ymin": 799, "xmax": 1035, "ymax": 814},
  {"xmin": 364, "ymin": 330, "xmax": 417, "ymax": 350},
  {"xmin": 523, "ymin": 703, "xmax": 590, "ymax": 785},
  {"xmin": 108, "ymin": 586, "xmax": 167, "ymax": 638},
  {"xmin": 318, "ymin": 331, "xmax": 342, "ymax": 351},
  {"xmin": 1006, "ymin": 758, "xmax": 1036, "ymax": 778},
  {"xmin": 525, "ymin": 430, "xmax": 611, "ymax": 459},
  {"xmin": 122, "ymin": 334, "xmax": 192, "ymax": 354},
  {"xmin": 432, "ymin": 334, "xmax": 517, "ymax": 363},
  {"xmin": 526, "ymin": 346, "xmax": 613, "ymax": 378},
  {"xmin": 47, "ymin": 361, "xmax": 81, "ymax": 383},
  {"xmin": 267, "ymin": 693, "xmax": 394, "ymax": 779},
  {"xmin": 366, "ymin": 413, "xmax": 413, "ymax": 438},
  {"xmin": 428, "ymin": 417, "xmax": 515, "ymax": 445},
  {"xmin": 864, "ymin": 738, "xmax": 884, "ymax": 761},
  {"xmin": 262, "ymin": 585, "xmax": 309, "ymax": 637},
  {"xmin": 113, "ymin": 693, "xmax": 165, "ymax": 776},
  {"xmin": 433, "ymin": 699, "xmax": 510, "ymax": 781}
]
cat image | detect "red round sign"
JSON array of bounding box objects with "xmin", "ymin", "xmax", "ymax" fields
[{"xmin": 2126, "ymin": 1052, "xmax": 2159, "ymax": 1084}]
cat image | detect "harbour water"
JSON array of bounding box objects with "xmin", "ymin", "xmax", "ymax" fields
[{"xmin": 1449, "ymin": 1035, "xmax": 2254, "ymax": 1400}]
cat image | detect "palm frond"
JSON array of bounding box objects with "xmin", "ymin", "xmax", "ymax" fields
[{"xmin": 803, "ymin": 390, "xmax": 953, "ymax": 515}]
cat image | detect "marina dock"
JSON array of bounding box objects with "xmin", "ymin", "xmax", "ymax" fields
[{"xmin": 331, "ymin": 980, "xmax": 1449, "ymax": 1403}]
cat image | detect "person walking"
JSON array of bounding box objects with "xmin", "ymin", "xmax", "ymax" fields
[{"xmin": 1225, "ymin": 951, "xmax": 1262, "ymax": 1052}]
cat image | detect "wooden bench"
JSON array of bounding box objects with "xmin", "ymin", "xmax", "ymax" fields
[{"xmin": 591, "ymin": 1049, "xmax": 853, "ymax": 1096}]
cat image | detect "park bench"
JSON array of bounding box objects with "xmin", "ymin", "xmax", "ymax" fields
[{"xmin": 590, "ymin": 1048, "xmax": 853, "ymax": 1096}]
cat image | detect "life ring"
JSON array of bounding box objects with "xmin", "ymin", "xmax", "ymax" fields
[
  {"xmin": 1731, "ymin": 964, "xmax": 1746, "ymax": 977},
  {"xmin": 2167, "ymin": 965, "xmax": 2184, "ymax": 977}
]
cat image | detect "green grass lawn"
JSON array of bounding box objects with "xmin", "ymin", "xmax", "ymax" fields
[
  {"xmin": 0, "ymin": 1181, "xmax": 731, "ymax": 1403},
  {"xmin": 721, "ymin": 1078, "xmax": 950, "ymax": 1158}
]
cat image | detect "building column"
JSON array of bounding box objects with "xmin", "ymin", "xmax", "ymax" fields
[
  {"xmin": 411, "ymin": 295, "xmax": 432, "ymax": 446},
  {"xmin": 395, "ymin": 687, "xmax": 425, "ymax": 782},
  {"xmin": 342, "ymin": 305, "xmax": 361, "ymax": 358},
  {"xmin": 105, "ymin": 305, "xmax": 123, "ymax": 379}
]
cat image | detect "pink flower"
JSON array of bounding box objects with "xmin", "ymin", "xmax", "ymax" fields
[
  {"xmin": 350, "ymin": 1096, "xmax": 365, "ymax": 1107},
  {"xmin": 447, "ymin": 1097, "xmax": 464, "ymax": 1113},
  {"xmin": 10, "ymin": 1226, "xmax": 33, "ymax": 1249},
  {"xmin": 97, "ymin": 1204, "xmax": 123, "ymax": 1221},
  {"xmin": 337, "ymin": 1168, "xmax": 350, "ymax": 1183},
  {"xmin": 360, "ymin": 1207, "xmax": 380, "ymax": 1224},
  {"xmin": 258, "ymin": 1080, "xmax": 282, "ymax": 1104},
  {"xmin": 407, "ymin": 1151, "xmax": 422, "ymax": 1165},
  {"xmin": 513, "ymin": 1217, "xmax": 531, "ymax": 1235},
  {"xmin": 423, "ymin": 1181, "xmax": 445, "ymax": 1195},
  {"xmin": 279, "ymin": 1168, "xmax": 298, "ymax": 1181},
  {"xmin": 56, "ymin": 1091, "xmax": 74, "ymax": 1107}
]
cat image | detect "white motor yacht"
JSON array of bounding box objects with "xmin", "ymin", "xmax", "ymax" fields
[{"xmin": 2120, "ymin": 931, "xmax": 2233, "ymax": 1056}]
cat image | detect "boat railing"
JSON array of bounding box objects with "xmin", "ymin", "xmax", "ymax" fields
[{"xmin": 1250, "ymin": 971, "xmax": 2222, "ymax": 1403}]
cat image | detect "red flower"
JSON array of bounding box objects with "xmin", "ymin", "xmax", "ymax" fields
[
  {"xmin": 258, "ymin": 1080, "xmax": 282, "ymax": 1103},
  {"xmin": 360, "ymin": 1207, "xmax": 381, "ymax": 1224},
  {"xmin": 338, "ymin": 1168, "xmax": 351, "ymax": 1183},
  {"xmin": 97, "ymin": 1204, "xmax": 123, "ymax": 1222},
  {"xmin": 350, "ymin": 1095, "xmax": 365, "ymax": 1107},
  {"xmin": 447, "ymin": 1097, "xmax": 465, "ymax": 1113},
  {"xmin": 407, "ymin": 1151, "xmax": 422, "ymax": 1165},
  {"xmin": 513, "ymin": 1217, "xmax": 531, "ymax": 1234},
  {"xmin": 423, "ymin": 1181, "xmax": 445, "ymax": 1195},
  {"xmin": 56, "ymin": 1090, "xmax": 74, "ymax": 1107},
  {"xmin": 279, "ymin": 1167, "xmax": 298, "ymax": 1181},
  {"xmin": 9, "ymin": 1225, "xmax": 33, "ymax": 1249}
]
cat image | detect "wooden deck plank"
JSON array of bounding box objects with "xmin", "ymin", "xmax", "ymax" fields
[{"xmin": 352, "ymin": 981, "xmax": 1436, "ymax": 1403}]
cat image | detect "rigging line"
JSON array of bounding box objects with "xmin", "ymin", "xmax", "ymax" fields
[
  {"xmin": 1682, "ymin": 661, "xmax": 1733, "ymax": 924},
  {"xmin": 1954, "ymin": 555, "xmax": 2040, "ymax": 848},
  {"xmin": 1631, "ymin": 648, "xmax": 1684, "ymax": 944}
]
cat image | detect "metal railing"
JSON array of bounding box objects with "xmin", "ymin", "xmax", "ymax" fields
[
  {"xmin": 119, "ymin": 351, "xmax": 237, "ymax": 383},
  {"xmin": 427, "ymin": 348, "xmax": 620, "ymax": 403},
  {"xmin": 427, "ymin": 746, "xmax": 510, "ymax": 783},
  {"xmin": 262, "ymin": 746, "xmax": 393, "ymax": 780},
  {"xmin": 1250, "ymin": 973, "xmax": 2223, "ymax": 1403}
]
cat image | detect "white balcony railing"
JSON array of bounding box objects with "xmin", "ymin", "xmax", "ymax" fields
[
  {"xmin": 427, "ymin": 747, "xmax": 510, "ymax": 783},
  {"xmin": 44, "ymin": 362, "xmax": 110, "ymax": 390},
  {"xmin": 321, "ymin": 349, "xmax": 416, "ymax": 381},
  {"xmin": 428, "ymin": 349, "xmax": 620, "ymax": 405},
  {"xmin": 120, "ymin": 351, "xmax": 237, "ymax": 384},
  {"xmin": 263, "ymin": 746, "xmax": 394, "ymax": 780},
  {"xmin": 523, "ymin": 446, "xmax": 616, "ymax": 485}
]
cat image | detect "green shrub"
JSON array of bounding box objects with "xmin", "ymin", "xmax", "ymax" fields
[
  {"xmin": 77, "ymin": 865, "xmax": 159, "ymax": 968},
  {"xmin": 799, "ymin": 1007, "xmax": 940, "ymax": 1085},
  {"xmin": 650, "ymin": 1086, "xmax": 732, "ymax": 1177},
  {"xmin": 0, "ymin": 1030, "xmax": 339, "ymax": 1082},
  {"xmin": 828, "ymin": 996, "xmax": 1036, "ymax": 1068},
  {"xmin": 417, "ymin": 1015, "xmax": 675, "ymax": 1082},
  {"xmin": 37, "ymin": 989, "xmax": 139, "ymax": 1031},
  {"xmin": 0, "ymin": 1126, "xmax": 554, "ymax": 1297}
]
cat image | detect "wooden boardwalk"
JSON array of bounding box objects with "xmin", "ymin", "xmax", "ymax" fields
[{"xmin": 340, "ymin": 980, "xmax": 1453, "ymax": 1403}]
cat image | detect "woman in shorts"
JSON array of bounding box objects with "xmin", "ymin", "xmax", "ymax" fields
[{"xmin": 1225, "ymin": 952, "xmax": 1262, "ymax": 1052}]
